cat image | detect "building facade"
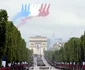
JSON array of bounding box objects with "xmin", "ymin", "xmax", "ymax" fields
[
  {"xmin": 49, "ymin": 42, "xmax": 64, "ymax": 51},
  {"xmin": 29, "ymin": 36, "xmax": 47, "ymax": 55}
]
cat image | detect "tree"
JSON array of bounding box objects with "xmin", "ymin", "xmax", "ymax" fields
[
  {"xmin": 0, "ymin": 9, "xmax": 33, "ymax": 67},
  {"xmin": 0, "ymin": 9, "xmax": 8, "ymax": 66}
]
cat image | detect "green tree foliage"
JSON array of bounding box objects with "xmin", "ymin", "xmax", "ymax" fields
[
  {"xmin": 5, "ymin": 18, "xmax": 33, "ymax": 65},
  {"xmin": 45, "ymin": 33, "xmax": 85, "ymax": 66},
  {"xmin": 0, "ymin": 9, "xmax": 8, "ymax": 65},
  {"xmin": 81, "ymin": 32, "xmax": 85, "ymax": 61},
  {"xmin": 0, "ymin": 9, "xmax": 33, "ymax": 66}
]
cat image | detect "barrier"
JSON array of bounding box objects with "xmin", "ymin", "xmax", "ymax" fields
[
  {"xmin": 44, "ymin": 56, "xmax": 85, "ymax": 70},
  {"xmin": 0, "ymin": 64, "xmax": 29, "ymax": 70},
  {"xmin": 0, "ymin": 67, "xmax": 10, "ymax": 70}
]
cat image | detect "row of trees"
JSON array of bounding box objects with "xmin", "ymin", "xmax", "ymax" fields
[
  {"xmin": 0, "ymin": 9, "xmax": 33, "ymax": 66},
  {"xmin": 45, "ymin": 32, "xmax": 85, "ymax": 67},
  {"xmin": 53, "ymin": 37, "xmax": 82, "ymax": 63}
]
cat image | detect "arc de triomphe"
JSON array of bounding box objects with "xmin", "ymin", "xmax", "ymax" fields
[{"xmin": 29, "ymin": 36, "xmax": 47, "ymax": 55}]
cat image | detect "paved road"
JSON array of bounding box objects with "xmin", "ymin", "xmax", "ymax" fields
[
  {"xmin": 42, "ymin": 55, "xmax": 60, "ymax": 70},
  {"xmin": 29, "ymin": 55, "xmax": 60, "ymax": 70}
]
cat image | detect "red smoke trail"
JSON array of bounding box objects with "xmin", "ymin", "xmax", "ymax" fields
[
  {"xmin": 43, "ymin": 4, "xmax": 47, "ymax": 11},
  {"xmin": 16, "ymin": 16, "xmax": 34, "ymax": 27},
  {"xmin": 39, "ymin": 4, "xmax": 43, "ymax": 12},
  {"xmin": 38, "ymin": 4, "xmax": 50, "ymax": 17}
]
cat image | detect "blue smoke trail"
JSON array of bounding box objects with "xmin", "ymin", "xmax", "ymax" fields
[{"xmin": 13, "ymin": 3, "xmax": 30, "ymax": 23}]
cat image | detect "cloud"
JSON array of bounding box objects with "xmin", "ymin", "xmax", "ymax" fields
[{"xmin": 55, "ymin": 11, "xmax": 85, "ymax": 25}]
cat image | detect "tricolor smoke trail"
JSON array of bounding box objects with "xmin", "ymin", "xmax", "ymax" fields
[{"xmin": 13, "ymin": 3, "xmax": 50, "ymax": 27}]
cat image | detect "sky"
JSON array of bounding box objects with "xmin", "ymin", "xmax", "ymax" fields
[{"xmin": 0, "ymin": 0, "xmax": 85, "ymax": 43}]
